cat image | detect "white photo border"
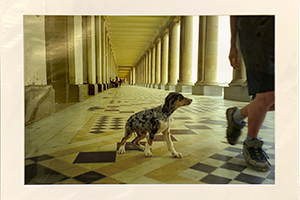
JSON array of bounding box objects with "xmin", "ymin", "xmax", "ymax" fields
[{"xmin": 1, "ymin": 0, "xmax": 299, "ymax": 199}]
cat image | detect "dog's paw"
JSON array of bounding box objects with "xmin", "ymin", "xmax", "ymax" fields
[
  {"xmin": 172, "ymin": 152, "xmax": 182, "ymax": 158},
  {"xmin": 140, "ymin": 145, "xmax": 146, "ymax": 151},
  {"xmin": 144, "ymin": 150, "xmax": 153, "ymax": 157},
  {"xmin": 118, "ymin": 146, "xmax": 126, "ymax": 154}
]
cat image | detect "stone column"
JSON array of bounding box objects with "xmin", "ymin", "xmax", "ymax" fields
[
  {"xmin": 224, "ymin": 37, "xmax": 250, "ymax": 101},
  {"xmin": 107, "ymin": 37, "xmax": 111, "ymax": 88},
  {"xmin": 87, "ymin": 16, "xmax": 98, "ymax": 95},
  {"xmin": 159, "ymin": 30, "xmax": 169, "ymax": 90},
  {"xmin": 166, "ymin": 21, "xmax": 180, "ymax": 91},
  {"xmin": 151, "ymin": 45, "xmax": 156, "ymax": 88},
  {"xmin": 105, "ymin": 31, "xmax": 110, "ymax": 88},
  {"xmin": 147, "ymin": 49, "xmax": 152, "ymax": 87},
  {"xmin": 95, "ymin": 16, "xmax": 103, "ymax": 92},
  {"xmin": 144, "ymin": 55, "xmax": 148, "ymax": 87},
  {"xmin": 132, "ymin": 67, "xmax": 136, "ymax": 85},
  {"xmin": 176, "ymin": 16, "xmax": 199, "ymax": 93},
  {"xmin": 141, "ymin": 57, "xmax": 145, "ymax": 86},
  {"xmin": 144, "ymin": 54, "xmax": 148, "ymax": 86},
  {"xmin": 24, "ymin": 15, "xmax": 55, "ymax": 125},
  {"xmin": 101, "ymin": 18, "xmax": 107, "ymax": 90},
  {"xmin": 67, "ymin": 16, "xmax": 88, "ymax": 102},
  {"xmin": 194, "ymin": 16, "xmax": 206, "ymax": 86},
  {"xmin": 193, "ymin": 16, "xmax": 222, "ymax": 96},
  {"xmin": 155, "ymin": 38, "xmax": 161, "ymax": 89}
]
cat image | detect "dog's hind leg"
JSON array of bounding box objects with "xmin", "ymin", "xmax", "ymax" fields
[
  {"xmin": 118, "ymin": 129, "xmax": 132, "ymax": 154},
  {"xmin": 132, "ymin": 131, "xmax": 146, "ymax": 151},
  {"xmin": 144, "ymin": 133, "xmax": 155, "ymax": 157},
  {"xmin": 162, "ymin": 129, "xmax": 182, "ymax": 158}
]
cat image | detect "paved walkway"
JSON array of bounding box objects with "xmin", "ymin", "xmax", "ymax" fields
[{"xmin": 25, "ymin": 85, "xmax": 275, "ymax": 184}]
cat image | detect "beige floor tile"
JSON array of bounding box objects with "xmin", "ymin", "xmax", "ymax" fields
[
  {"xmin": 128, "ymin": 176, "xmax": 162, "ymax": 184},
  {"xmin": 211, "ymin": 168, "xmax": 240, "ymax": 180},
  {"xmin": 60, "ymin": 166, "xmax": 91, "ymax": 177},
  {"xmin": 93, "ymin": 165, "xmax": 124, "ymax": 176},
  {"xmin": 178, "ymin": 168, "xmax": 208, "ymax": 181},
  {"xmin": 163, "ymin": 175, "xmax": 201, "ymax": 184},
  {"xmin": 39, "ymin": 158, "xmax": 74, "ymax": 172},
  {"xmin": 110, "ymin": 169, "xmax": 142, "ymax": 183},
  {"xmin": 56, "ymin": 178, "xmax": 83, "ymax": 184}
]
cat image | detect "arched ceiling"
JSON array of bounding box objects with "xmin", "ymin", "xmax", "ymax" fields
[{"xmin": 105, "ymin": 16, "xmax": 172, "ymax": 80}]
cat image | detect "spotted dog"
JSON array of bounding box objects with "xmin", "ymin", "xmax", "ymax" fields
[{"xmin": 118, "ymin": 92, "xmax": 193, "ymax": 158}]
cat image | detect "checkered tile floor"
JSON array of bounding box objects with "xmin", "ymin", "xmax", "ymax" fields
[{"xmin": 25, "ymin": 85, "xmax": 275, "ymax": 184}]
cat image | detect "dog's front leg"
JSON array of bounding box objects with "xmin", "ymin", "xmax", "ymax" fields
[
  {"xmin": 162, "ymin": 129, "xmax": 182, "ymax": 158},
  {"xmin": 144, "ymin": 134, "xmax": 154, "ymax": 157}
]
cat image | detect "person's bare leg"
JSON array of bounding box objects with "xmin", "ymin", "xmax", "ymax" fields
[{"xmin": 240, "ymin": 91, "xmax": 275, "ymax": 138}]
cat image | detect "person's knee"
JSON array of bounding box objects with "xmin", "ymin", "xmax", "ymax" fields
[{"xmin": 255, "ymin": 91, "xmax": 275, "ymax": 107}]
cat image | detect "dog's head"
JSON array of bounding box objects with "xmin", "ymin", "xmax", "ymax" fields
[{"xmin": 162, "ymin": 92, "xmax": 193, "ymax": 113}]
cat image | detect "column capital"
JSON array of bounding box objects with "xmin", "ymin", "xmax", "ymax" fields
[{"xmin": 163, "ymin": 28, "xmax": 169, "ymax": 36}]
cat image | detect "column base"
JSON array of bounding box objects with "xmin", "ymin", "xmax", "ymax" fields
[
  {"xmin": 165, "ymin": 84, "xmax": 176, "ymax": 91},
  {"xmin": 192, "ymin": 85, "xmax": 223, "ymax": 96},
  {"xmin": 154, "ymin": 84, "xmax": 159, "ymax": 89},
  {"xmin": 175, "ymin": 85, "xmax": 193, "ymax": 93},
  {"xmin": 158, "ymin": 84, "xmax": 166, "ymax": 90},
  {"xmin": 88, "ymin": 84, "xmax": 98, "ymax": 95},
  {"xmin": 25, "ymin": 85, "xmax": 55, "ymax": 125},
  {"xmin": 97, "ymin": 84, "xmax": 103, "ymax": 92},
  {"xmin": 69, "ymin": 84, "xmax": 88, "ymax": 102},
  {"xmin": 224, "ymin": 86, "xmax": 251, "ymax": 102}
]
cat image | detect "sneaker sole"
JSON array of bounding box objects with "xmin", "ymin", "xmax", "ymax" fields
[{"xmin": 245, "ymin": 160, "xmax": 269, "ymax": 172}]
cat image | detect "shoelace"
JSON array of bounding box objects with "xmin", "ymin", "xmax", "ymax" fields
[{"xmin": 247, "ymin": 146, "xmax": 271, "ymax": 166}]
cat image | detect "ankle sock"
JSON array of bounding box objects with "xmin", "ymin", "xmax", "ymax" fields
[
  {"xmin": 245, "ymin": 134, "xmax": 256, "ymax": 143},
  {"xmin": 233, "ymin": 108, "xmax": 246, "ymax": 124}
]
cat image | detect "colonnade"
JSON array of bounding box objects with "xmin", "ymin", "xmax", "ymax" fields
[
  {"xmin": 24, "ymin": 15, "xmax": 119, "ymax": 125},
  {"xmin": 134, "ymin": 16, "xmax": 248, "ymax": 98},
  {"xmin": 24, "ymin": 15, "xmax": 249, "ymax": 125},
  {"xmin": 25, "ymin": 16, "xmax": 118, "ymax": 102}
]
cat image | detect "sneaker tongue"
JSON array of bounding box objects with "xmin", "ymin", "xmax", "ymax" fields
[{"xmin": 248, "ymin": 138, "xmax": 264, "ymax": 147}]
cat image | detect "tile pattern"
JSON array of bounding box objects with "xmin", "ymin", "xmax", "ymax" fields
[
  {"xmin": 25, "ymin": 86, "xmax": 275, "ymax": 184},
  {"xmin": 186, "ymin": 142, "xmax": 275, "ymax": 184}
]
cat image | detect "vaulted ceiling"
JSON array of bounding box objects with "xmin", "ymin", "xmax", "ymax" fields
[{"xmin": 105, "ymin": 16, "xmax": 172, "ymax": 80}]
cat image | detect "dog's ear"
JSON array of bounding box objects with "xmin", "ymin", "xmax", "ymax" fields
[
  {"xmin": 166, "ymin": 92, "xmax": 177, "ymax": 109},
  {"xmin": 163, "ymin": 92, "xmax": 175, "ymax": 112}
]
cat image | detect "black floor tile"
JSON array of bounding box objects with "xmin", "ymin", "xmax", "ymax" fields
[
  {"xmin": 73, "ymin": 151, "xmax": 116, "ymax": 164},
  {"xmin": 224, "ymin": 146, "xmax": 242, "ymax": 153},
  {"xmin": 88, "ymin": 106, "xmax": 104, "ymax": 111},
  {"xmin": 154, "ymin": 135, "xmax": 177, "ymax": 141},
  {"xmin": 73, "ymin": 171, "xmax": 106, "ymax": 184},
  {"xmin": 119, "ymin": 111, "xmax": 135, "ymax": 113},
  {"xmin": 27, "ymin": 155, "xmax": 54, "ymax": 163},
  {"xmin": 170, "ymin": 129, "xmax": 197, "ymax": 135},
  {"xmin": 234, "ymin": 173, "xmax": 265, "ymax": 184},
  {"xmin": 220, "ymin": 162, "xmax": 247, "ymax": 172},
  {"xmin": 185, "ymin": 125, "xmax": 211, "ymax": 129},
  {"xmin": 190, "ymin": 163, "xmax": 217, "ymax": 173},
  {"xmin": 210, "ymin": 154, "xmax": 233, "ymax": 162},
  {"xmin": 200, "ymin": 174, "xmax": 232, "ymax": 184},
  {"xmin": 198, "ymin": 119, "xmax": 226, "ymax": 126},
  {"xmin": 117, "ymin": 142, "xmax": 146, "ymax": 151},
  {"xmin": 25, "ymin": 163, "xmax": 69, "ymax": 184},
  {"xmin": 267, "ymin": 171, "xmax": 275, "ymax": 180},
  {"xmin": 235, "ymin": 153, "xmax": 244, "ymax": 159}
]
